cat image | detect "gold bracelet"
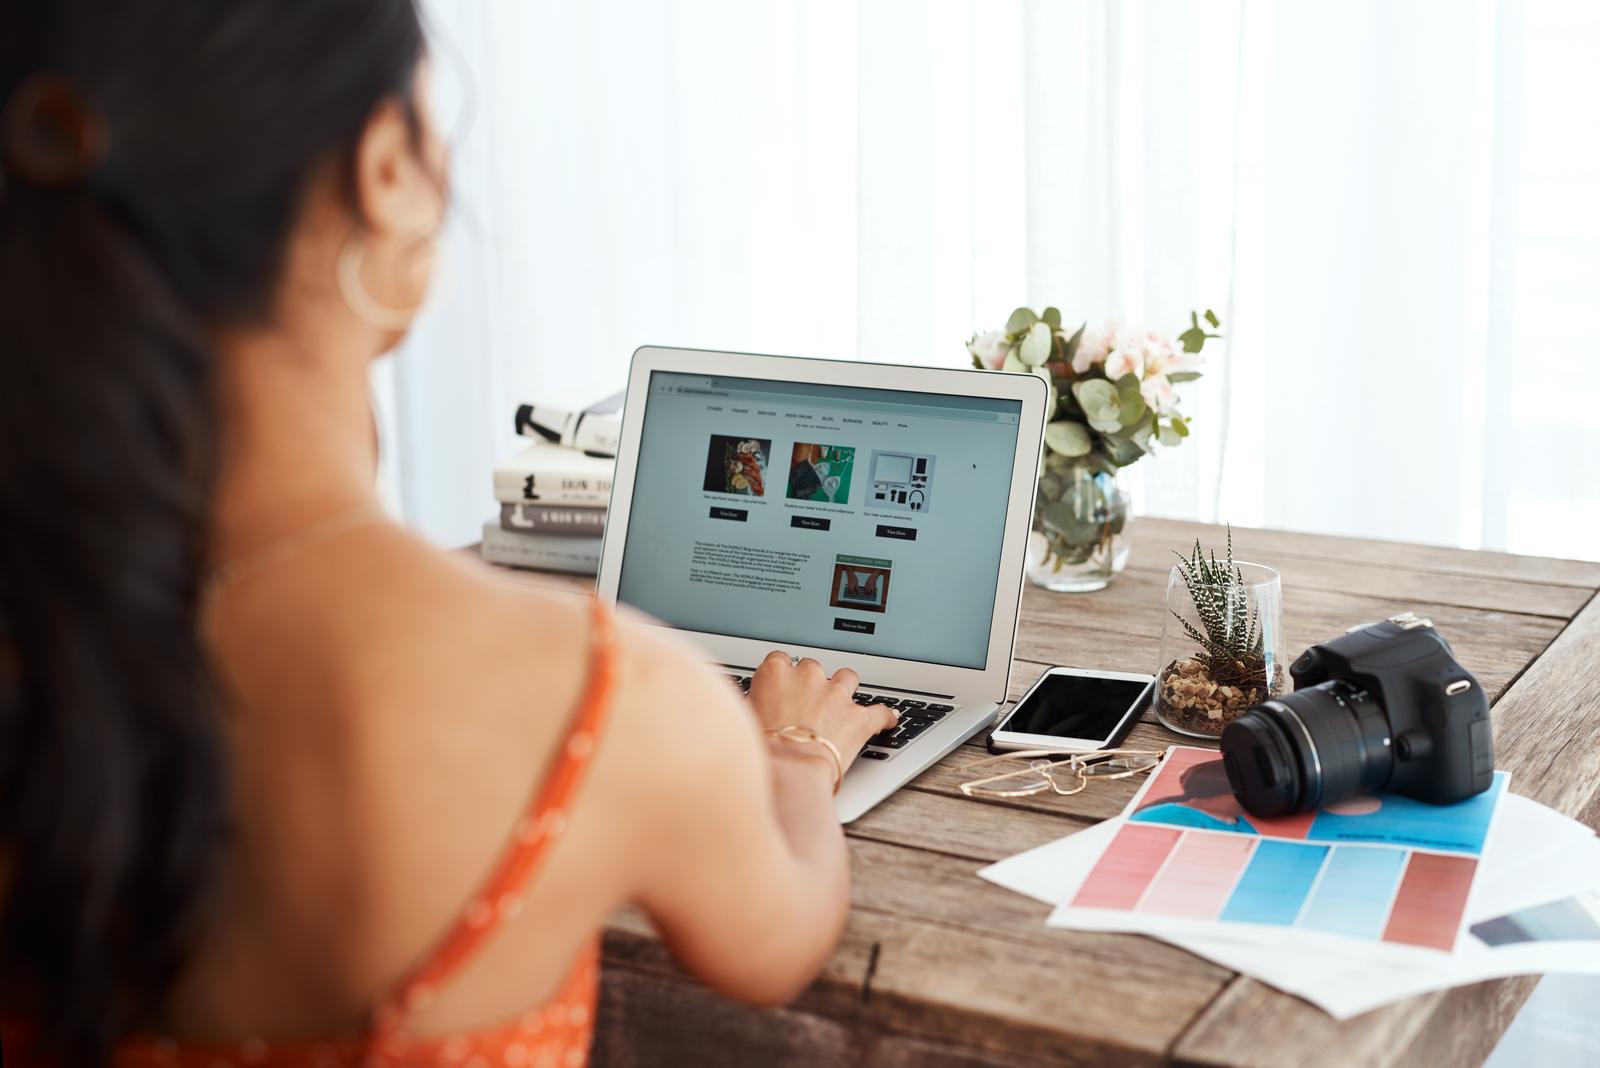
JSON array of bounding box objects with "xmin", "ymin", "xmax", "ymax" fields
[{"xmin": 763, "ymin": 725, "xmax": 844, "ymax": 795}]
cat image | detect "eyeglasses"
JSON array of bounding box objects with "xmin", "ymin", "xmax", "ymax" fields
[{"xmin": 958, "ymin": 748, "xmax": 1163, "ymax": 799}]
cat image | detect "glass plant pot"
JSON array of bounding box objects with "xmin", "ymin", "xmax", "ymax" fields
[
  {"xmin": 1025, "ymin": 459, "xmax": 1131, "ymax": 593},
  {"xmin": 1154, "ymin": 560, "xmax": 1286, "ymax": 738}
]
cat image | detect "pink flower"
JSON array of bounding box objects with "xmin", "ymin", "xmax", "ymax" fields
[
  {"xmin": 1164, "ymin": 348, "xmax": 1205, "ymax": 375},
  {"xmin": 1140, "ymin": 330, "xmax": 1177, "ymax": 377},
  {"xmin": 968, "ymin": 329, "xmax": 1010, "ymax": 370},
  {"xmin": 1071, "ymin": 323, "xmax": 1114, "ymax": 374},
  {"xmin": 1104, "ymin": 326, "xmax": 1148, "ymax": 380},
  {"xmin": 1141, "ymin": 373, "xmax": 1177, "ymax": 413}
]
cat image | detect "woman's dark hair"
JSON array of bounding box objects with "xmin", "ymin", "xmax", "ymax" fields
[{"xmin": 0, "ymin": 2, "xmax": 424, "ymax": 1060}]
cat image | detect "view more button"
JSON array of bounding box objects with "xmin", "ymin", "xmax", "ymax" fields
[
  {"xmin": 791, "ymin": 515, "xmax": 832, "ymax": 531},
  {"xmin": 708, "ymin": 506, "xmax": 748, "ymax": 522},
  {"xmin": 875, "ymin": 523, "xmax": 917, "ymax": 541},
  {"xmin": 834, "ymin": 618, "xmax": 876, "ymax": 634}
]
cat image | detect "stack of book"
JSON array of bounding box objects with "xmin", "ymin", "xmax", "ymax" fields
[{"xmin": 482, "ymin": 394, "xmax": 621, "ymax": 575}]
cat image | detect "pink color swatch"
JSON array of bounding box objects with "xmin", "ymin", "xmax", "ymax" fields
[
  {"xmin": 1382, "ymin": 852, "xmax": 1478, "ymax": 950},
  {"xmin": 1138, "ymin": 832, "xmax": 1257, "ymax": 918},
  {"xmin": 1133, "ymin": 748, "xmax": 1317, "ymax": 839},
  {"xmin": 1071, "ymin": 823, "xmax": 1182, "ymax": 910}
]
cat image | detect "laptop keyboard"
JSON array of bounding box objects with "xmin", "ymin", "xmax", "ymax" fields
[{"xmin": 725, "ymin": 674, "xmax": 958, "ymax": 761}]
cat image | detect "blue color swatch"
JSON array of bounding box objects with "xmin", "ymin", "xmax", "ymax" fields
[
  {"xmin": 1220, "ymin": 840, "xmax": 1330, "ymax": 926},
  {"xmin": 1306, "ymin": 772, "xmax": 1506, "ymax": 855},
  {"xmin": 1299, "ymin": 846, "xmax": 1408, "ymax": 938}
]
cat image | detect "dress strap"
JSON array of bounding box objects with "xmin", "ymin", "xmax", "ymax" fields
[{"xmin": 373, "ymin": 598, "xmax": 619, "ymax": 1034}]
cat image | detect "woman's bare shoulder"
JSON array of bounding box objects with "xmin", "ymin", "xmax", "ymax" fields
[{"xmin": 334, "ymin": 530, "xmax": 744, "ymax": 749}]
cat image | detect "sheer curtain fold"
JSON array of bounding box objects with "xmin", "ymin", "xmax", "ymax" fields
[{"xmin": 389, "ymin": 0, "xmax": 1597, "ymax": 562}]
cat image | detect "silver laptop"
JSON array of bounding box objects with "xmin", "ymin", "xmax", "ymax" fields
[{"xmin": 596, "ymin": 346, "xmax": 1048, "ymax": 822}]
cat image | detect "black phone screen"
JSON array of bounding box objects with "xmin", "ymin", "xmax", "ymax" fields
[{"xmin": 1000, "ymin": 672, "xmax": 1151, "ymax": 742}]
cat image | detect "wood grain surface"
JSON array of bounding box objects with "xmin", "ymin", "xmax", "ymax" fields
[{"xmin": 478, "ymin": 518, "xmax": 1599, "ymax": 1066}]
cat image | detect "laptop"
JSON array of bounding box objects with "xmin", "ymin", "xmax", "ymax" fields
[{"xmin": 596, "ymin": 346, "xmax": 1049, "ymax": 822}]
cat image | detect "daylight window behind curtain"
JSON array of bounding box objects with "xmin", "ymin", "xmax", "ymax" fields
[{"xmin": 376, "ymin": 0, "xmax": 1599, "ymax": 561}]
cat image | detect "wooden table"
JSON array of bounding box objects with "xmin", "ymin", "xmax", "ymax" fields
[{"xmin": 492, "ymin": 518, "xmax": 1600, "ymax": 1067}]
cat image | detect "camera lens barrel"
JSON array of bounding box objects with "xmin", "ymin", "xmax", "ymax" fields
[{"xmin": 1221, "ymin": 681, "xmax": 1393, "ymax": 818}]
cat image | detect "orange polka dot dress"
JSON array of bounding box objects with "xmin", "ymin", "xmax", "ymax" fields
[{"xmin": 54, "ymin": 598, "xmax": 614, "ymax": 1068}]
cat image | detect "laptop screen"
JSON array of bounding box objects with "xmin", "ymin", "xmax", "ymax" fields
[{"xmin": 615, "ymin": 370, "xmax": 1024, "ymax": 670}]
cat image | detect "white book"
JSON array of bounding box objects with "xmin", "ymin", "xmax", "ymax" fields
[
  {"xmin": 479, "ymin": 521, "xmax": 601, "ymax": 576},
  {"xmin": 492, "ymin": 441, "xmax": 615, "ymax": 506},
  {"xmin": 513, "ymin": 392, "xmax": 624, "ymax": 458}
]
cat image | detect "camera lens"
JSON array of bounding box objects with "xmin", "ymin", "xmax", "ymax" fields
[{"xmin": 1220, "ymin": 681, "xmax": 1393, "ymax": 817}]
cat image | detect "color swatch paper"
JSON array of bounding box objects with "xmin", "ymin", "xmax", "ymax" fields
[{"xmin": 1056, "ymin": 746, "xmax": 1509, "ymax": 954}]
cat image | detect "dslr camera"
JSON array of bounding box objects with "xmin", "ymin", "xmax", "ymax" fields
[{"xmin": 1220, "ymin": 613, "xmax": 1494, "ymax": 818}]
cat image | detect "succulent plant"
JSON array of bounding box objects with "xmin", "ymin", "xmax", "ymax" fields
[{"xmin": 1171, "ymin": 528, "xmax": 1267, "ymax": 687}]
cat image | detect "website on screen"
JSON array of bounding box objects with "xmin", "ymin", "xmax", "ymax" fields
[{"xmin": 615, "ymin": 371, "xmax": 1023, "ymax": 669}]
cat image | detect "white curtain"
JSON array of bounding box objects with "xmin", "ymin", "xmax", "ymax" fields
[{"xmin": 380, "ymin": 0, "xmax": 1600, "ymax": 562}]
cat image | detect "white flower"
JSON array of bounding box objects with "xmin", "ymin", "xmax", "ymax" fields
[
  {"xmin": 1104, "ymin": 326, "xmax": 1147, "ymax": 381},
  {"xmin": 1141, "ymin": 330, "xmax": 1177, "ymax": 378},
  {"xmin": 1165, "ymin": 347, "xmax": 1206, "ymax": 375},
  {"xmin": 1140, "ymin": 373, "xmax": 1178, "ymax": 414},
  {"xmin": 968, "ymin": 329, "xmax": 1010, "ymax": 370},
  {"xmin": 1070, "ymin": 326, "xmax": 1107, "ymax": 373}
]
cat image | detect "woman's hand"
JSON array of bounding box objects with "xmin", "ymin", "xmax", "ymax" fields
[{"xmin": 747, "ymin": 651, "xmax": 898, "ymax": 776}]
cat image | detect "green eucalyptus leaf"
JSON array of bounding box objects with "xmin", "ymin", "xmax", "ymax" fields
[
  {"xmin": 1102, "ymin": 435, "xmax": 1147, "ymax": 466},
  {"xmin": 1040, "ymin": 500, "xmax": 1101, "ymax": 547},
  {"xmin": 1172, "ymin": 415, "xmax": 1190, "ymax": 437},
  {"xmin": 1042, "ymin": 306, "xmax": 1061, "ymax": 329},
  {"xmin": 1044, "ymin": 451, "xmax": 1076, "ymax": 475},
  {"xmin": 1071, "ymin": 379, "xmax": 1121, "ymax": 433},
  {"xmin": 1117, "ymin": 389, "xmax": 1146, "ymax": 428},
  {"xmin": 1043, "ymin": 420, "xmax": 1092, "ymax": 458},
  {"xmin": 1060, "ymin": 321, "xmax": 1086, "ymax": 365},
  {"xmin": 1168, "ymin": 371, "xmax": 1202, "ymax": 383},
  {"xmin": 1157, "ymin": 419, "xmax": 1183, "ymax": 447},
  {"xmin": 1128, "ymin": 410, "xmax": 1155, "ymax": 449},
  {"xmin": 1204, "ymin": 309, "xmax": 1221, "ymax": 328},
  {"xmin": 1005, "ymin": 307, "xmax": 1038, "ymax": 335},
  {"xmin": 1002, "ymin": 350, "xmax": 1028, "ymax": 373},
  {"xmin": 1072, "ymin": 378, "xmax": 1118, "ymax": 414},
  {"xmin": 1018, "ymin": 321, "xmax": 1052, "ymax": 366}
]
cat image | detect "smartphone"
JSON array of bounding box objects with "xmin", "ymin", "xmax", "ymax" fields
[{"xmin": 987, "ymin": 666, "xmax": 1154, "ymax": 752}]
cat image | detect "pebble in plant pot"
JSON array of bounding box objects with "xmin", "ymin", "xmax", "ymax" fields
[{"xmin": 1153, "ymin": 530, "xmax": 1286, "ymax": 738}]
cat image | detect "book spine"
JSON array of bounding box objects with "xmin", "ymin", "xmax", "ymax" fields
[
  {"xmin": 569, "ymin": 412, "xmax": 621, "ymax": 458},
  {"xmin": 480, "ymin": 523, "xmax": 601, "ymax": 576},
  {"xmin": 493, "ymin": 475, "xmax": 612, "ymax": 507},
  {"xmin": 500, "ymin": 502, "xmax": 606, "ymax": 536}
]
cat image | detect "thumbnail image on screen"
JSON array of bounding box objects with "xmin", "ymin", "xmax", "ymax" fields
[
  {"xmin": 829, "ymin": 554, "xmax": 893, "ymax": 613},
  {"xmin": 702, "ymin": 435, "xmax": 771, "ymax": 496},
  {"xmin": 787, "ymin": 442, "xmax": 855, "ymax": 504},
  {"xmin": 868, "ymin": 450, "xmax": 933, "ymax": 513}
]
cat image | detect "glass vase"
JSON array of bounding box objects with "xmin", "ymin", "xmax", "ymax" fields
[
  {"xmin": 1026, "ymin": 459, "xmax": 1131, "ymax": 593},
  {"xmin": 1153, "ymin": 560, "xmax": 1286, "ymax": 738}
]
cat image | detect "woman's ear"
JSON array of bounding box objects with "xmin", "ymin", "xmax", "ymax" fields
[{"xmin": 351, "ymin": 96, "xmax": 442, "ymax": 239}]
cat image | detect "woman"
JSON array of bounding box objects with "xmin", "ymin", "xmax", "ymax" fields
[{"xmin": 0, "ymin": 2, "xmax": 894, "ymax": 1064}]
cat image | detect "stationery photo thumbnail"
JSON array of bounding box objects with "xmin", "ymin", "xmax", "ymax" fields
[{"xmin": 868, "ymin": 450, "xmax": 934, "ymax": 513}]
